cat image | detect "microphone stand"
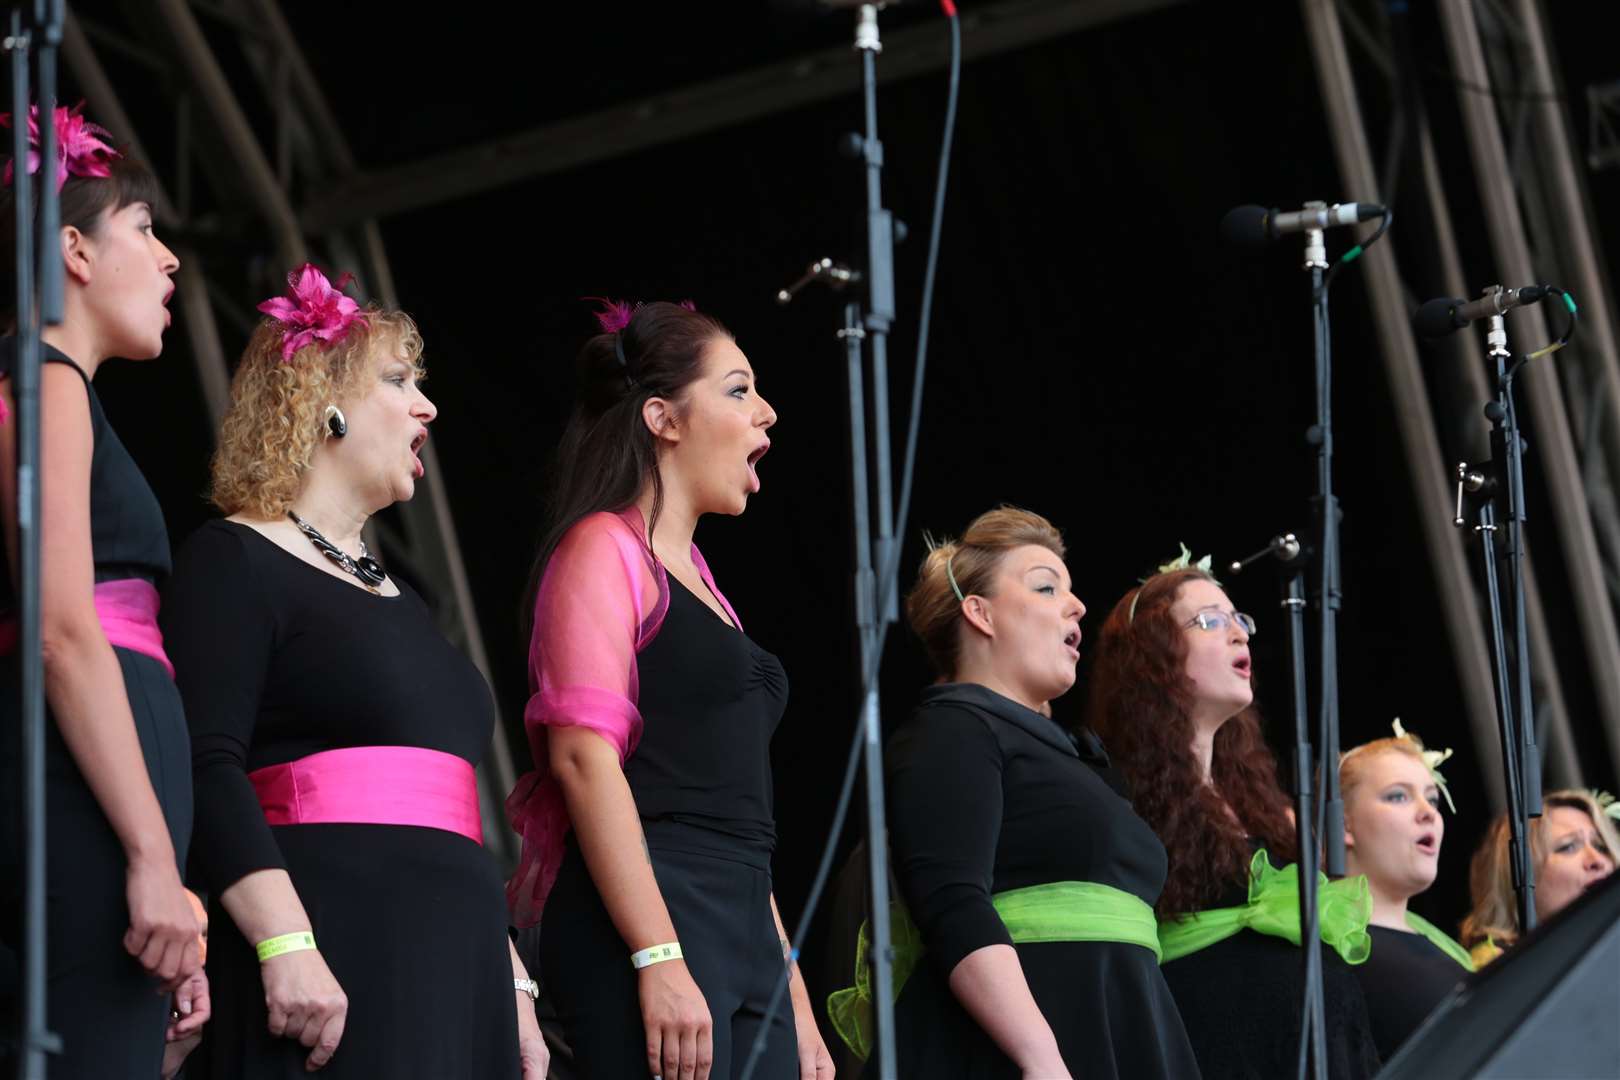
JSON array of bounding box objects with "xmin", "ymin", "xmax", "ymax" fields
[
  {"xmin": 769, "ymin": 7, "xmax": 900, "ymax": 1075},
  {"xmin": 1302, "ymin": 206, "xmax": 1346, "ymax": 886},
  {"xmin": 1450, "ymin": 295, "xmax": 1542, "ymax": 935},
  {"xmin": 1231, "ymin": 535, "xmax": 1326, "ymax": 1080},
  {"xmin": 7, "ymin": 1, "xmax": 68, "ymax": 1076}
]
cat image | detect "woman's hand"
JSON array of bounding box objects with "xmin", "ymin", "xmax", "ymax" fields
[
  {"xmin": 638, "ymin": 959, "xmax": 712, "ymax": 1080},
  {"xmin": 123, "ymin": 854, "xmax": 201, "ymax": 991},
  {"xmin": 260, "ymin": 948, "xmax": 348, "ymax": 1071},
  {"xmin": 515, "ymin": 989, "xmax": 550, "ymax": 1079},
  {"xmin": 790, "ymin": 996, "xmax": 835, "ymax": 1080},
  {"xmin": 160, "ymin": 968, "xmax": 211, "ymax": 1078}
]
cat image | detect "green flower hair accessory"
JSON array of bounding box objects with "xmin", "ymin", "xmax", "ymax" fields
[
  {"xmin": 1391, "ymin": 717, "xmax": 1456, "ymax": 813},
  {"xmin": 1128, "ymin": 542, "xmax": 1218, "ymax": 622},
  {"xmin": 1590, "ymin": 789, "xmax": 1620, "ymax": 823}
]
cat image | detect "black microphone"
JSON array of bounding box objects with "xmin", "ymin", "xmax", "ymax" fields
[
  {"xmin": 1221, "ymin": 202, "xmax": 1387, "ymax": 248},
  {"xmin": 1413, "ymin": 286, "xmax": 1550, "ymax": 339}
]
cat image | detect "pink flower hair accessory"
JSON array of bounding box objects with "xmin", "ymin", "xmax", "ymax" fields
[
  {"xmin": 0, "ymin": 103, "xmax": 121, "ymax": 193},
  {"xmin": 257, "ymin": 264, "xmax": 368, "ymax": 362}
]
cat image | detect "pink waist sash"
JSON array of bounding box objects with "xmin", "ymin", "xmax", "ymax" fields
[
  {"xmin": 0, "ymin": 578, "xmax": 173, "ymax": 678},
  {"xmin": 250, "ymin": 746, "xmax": 483, "ymax": 845},
  {"xmin": 94, "ymin": 579, "xmax": 174, "ymax": 679}
]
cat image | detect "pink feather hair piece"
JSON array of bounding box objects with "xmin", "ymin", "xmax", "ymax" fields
[
  {"xmin": 256, "ymin": 263, "xmax": 368, "ymax": 362},
  {"xmin": 0, "ymin": 103, "xmax": 121, "ymax": 192},
  {"xmin": 583, "ymin": 297, "xmax": 700, "ymax": 335}
]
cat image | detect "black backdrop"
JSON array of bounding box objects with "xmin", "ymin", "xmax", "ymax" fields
[{"xmin": 75, "ymin": 0, "xmax": 1620, "ymax": 1012}]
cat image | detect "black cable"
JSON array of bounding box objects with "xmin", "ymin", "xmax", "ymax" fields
[{"xmin": 737, "ymin": 9, "xmax": 961, "ymax": 1079}]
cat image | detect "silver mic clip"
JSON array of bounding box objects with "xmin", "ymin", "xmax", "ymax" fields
[
  {"xmin": 1228, "ymin": 533, "xmax": 1303, "ymax": 575},
  {"xmin": 776, "ymin": 257, "xmax": 861, "ymax": 305}
]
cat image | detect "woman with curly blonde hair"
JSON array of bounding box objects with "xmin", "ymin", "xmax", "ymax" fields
[
  {"xmin": 160, "ymin": 266, "xmax": 545, "ymax": 1078},
  {"xmin": 1460, "ymin": 789, "xmax": 1617, "ymax": 967}
]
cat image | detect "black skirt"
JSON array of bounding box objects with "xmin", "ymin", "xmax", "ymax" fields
[
  {"xmin": 880, "ymin": 938, "xmax": 1197, "ymax": 1080},
  {"xmin": 0, "ymin": 648, "xmax": 193, "ymax": 1080},
  {"xmin": 187, "ymin": 824, "xmax": 520, "ymax": 1079}
]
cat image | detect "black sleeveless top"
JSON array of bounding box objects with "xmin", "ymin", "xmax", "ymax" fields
[
  {"xmin": 623, "ymin": 574, "xmax": 788, "ymax": 856},
  {"xmin": 0, "ymin": 339, "xmax": 170, "ymax": 604}
]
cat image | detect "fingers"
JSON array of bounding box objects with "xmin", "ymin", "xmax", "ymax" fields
[
  {"xmin": 694, "ymin": 1023, "xmax": 714, "ymax": 1080},
  {"xmin": 661, "ymin": 1027, "xmax": 680, "ymax": 1080},
  {"xmin": 679, "ymin": 1026, "xmax": 697, "ymax": 1080},
  {"xmin": 305, "ymin": 1011, "xmax": 345, "ymax": 1072}
]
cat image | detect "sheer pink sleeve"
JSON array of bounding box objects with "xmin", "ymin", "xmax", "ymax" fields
[{"xmin": 505, "ymin": 510, "xmax": 666, "ymax": 926}]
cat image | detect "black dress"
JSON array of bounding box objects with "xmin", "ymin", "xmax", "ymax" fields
[
  {"xmin": 538, "ymin": 573, "xmax": 799, "ymax": 1077},
  {"xmin": 880, "ymin": 684, "xmax": 1199, "ymax": 1079},
  {"xmin": 1354, "ymin": 925, "xmax": 1467, "ymax": 1060},
  {"xmin": 161, "ymin": 520, "xmax": 518, "ymax": 1079},
  {"xmin": 0, "ymin": 345, "xmax": 192, "ymax": 1079},
  {"xmin": 1159, "ymin": 849, "xmax": 1381, "ymax": 1079}
]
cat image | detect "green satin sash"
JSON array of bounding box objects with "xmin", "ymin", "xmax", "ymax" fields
[
  {"xmin": 1403, "ymin": 912, "xmax": 1475, "ymax": 971},
  {"xmin": 826, "ymin": 880, "xmax": 1159, "ymax": 1060},
  {"xmin": 1157, "ymin": 850, "xmax": 1373, "ymax": 965}
]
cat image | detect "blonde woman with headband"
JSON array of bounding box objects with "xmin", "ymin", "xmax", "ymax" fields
[
  {"xmin": 830, "ymin": 507, "xmax": 1198, "ymax": 1079},
  {"xmin": 1460, "ymin": 789, "xmax": 1617, "ymax": 966},
  {"xmin": 1338, "ymin": 723, "xmax": 1472, "ymax": 1060}
]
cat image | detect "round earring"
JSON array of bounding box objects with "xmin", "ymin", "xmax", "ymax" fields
[{"xmin": 324, "ymin": 405, "xmax": 347, "ymax": 439}]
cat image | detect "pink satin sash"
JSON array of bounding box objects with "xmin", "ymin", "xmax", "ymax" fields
[
  {"xmin": 94, "ymin": 579, "xmax": 174, "ymax": 678},
  {"xmin": 0, "ymin": 578, "xmax": 174, "ymax": 678},
  {"xmin": 250, "ymin": 746, "xmax": 483, "ymax": 845}
]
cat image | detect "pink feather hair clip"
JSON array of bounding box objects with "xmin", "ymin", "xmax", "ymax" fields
[
  {"xmin": 0, "ymin": 103, "xmax": 122, "ymax": 193},
  {"xmin": 584, "ymin": 296, "xmax": 698, "ymax": 335},
  {"xmin": 257, "ymin": 264, "xmax": 368, "ymax": 362}
]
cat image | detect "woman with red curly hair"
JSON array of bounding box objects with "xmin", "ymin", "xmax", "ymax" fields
[{"xmin": 1087, "ymin": 561, "xmax": 1380, "ymax": 1079}]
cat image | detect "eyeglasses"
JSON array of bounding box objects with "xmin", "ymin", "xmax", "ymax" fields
[{"xmin": 1185, "ymin": 610, "xmax": 1258, "ymax": 636}]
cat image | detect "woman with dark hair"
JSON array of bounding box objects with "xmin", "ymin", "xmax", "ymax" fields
[
  {"xmin": 1461, "ymin": 789, "xmax": 1616, "ymax": 966},
  {"xmin": 0, "ymin": 106, "xmax": 205, "ymax": 1077},
  {"xmin": 829, "ymin": 507, "xmax": 1198, "ymax": 1078},
  {"xmin": 162, "ymin": 266, "xmax": 544, "ymax": 1077},
  {"xmin": 1087, "ymin": 556, "xmax": 1380, "ymax": 1079},
  {"xmin": 507, "ymin": 300, "xmax": 832, "ymax": 1079}
]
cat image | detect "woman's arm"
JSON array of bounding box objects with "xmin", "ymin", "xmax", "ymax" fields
[
  {"xmin": 508, "ymin": 937, "xmax": 549, "ymax": 1079},
  {"xmin": 217, "ymin": 869, "xmax": 347, "ymax": 1071},
  {"xmin": 550, "ymin": 725, "xmax": 713, "ymax": 1080},
  {"xmin": 947, "ymin": 946, "xmax": 1069, "ymax": 1077},
  {"xmin": 769, "ymin": 894, "xmax": 834, "ymax": 1079},
  {"xmin": 0, "ymin": 366, "xmax": 197, "ymax": 986}
]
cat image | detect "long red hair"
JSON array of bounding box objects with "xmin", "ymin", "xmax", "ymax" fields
[{"xmin": 1086, "ymin": 568, "xmax": 1296, "ymax": 917}]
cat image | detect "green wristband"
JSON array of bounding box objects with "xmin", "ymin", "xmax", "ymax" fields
[{"xmin": 255, "ymin": 931, "xmax": 316, "ymax": 963}]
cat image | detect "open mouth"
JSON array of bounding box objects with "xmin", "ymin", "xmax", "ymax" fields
[
  {"xmin": 745, "ymin": 440, "xmax": 770, "ymax": 492},
  {"xmin": 1232, "ymin": 655, "xmax": 1252, "ymax": 679},
  {"xmin": 162, "ymin": 287, "xmax": 174, "ymax": 325},
  {"xmin": 1062, "ymin": 626, "xmax": 1081, "ymax": 659},
  {"xmin": 1415, "ymin": 832, "xmax": 1438, "ymax": 855},
  {"xmin": 410, "ymin": 429, "xmax": 428, "ymax": 478}
]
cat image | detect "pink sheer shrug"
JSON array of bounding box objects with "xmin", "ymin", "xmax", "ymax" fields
[{"xmin": 504, "ymin": 507, "xmax": 740, "ymax": 927}]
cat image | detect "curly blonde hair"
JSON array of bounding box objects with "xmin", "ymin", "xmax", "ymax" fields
[{"xmin": 210, "ymin": 306, "xmax": 423, "ymax": 519}]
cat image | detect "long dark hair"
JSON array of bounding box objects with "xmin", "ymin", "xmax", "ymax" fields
[
  {"xmin": 521, "ymin": 300, "xmax": 731, "ymax": 637},
  {"xmin": 1086, "ymin": 568, "xmax": 1297, "ymax": 917},
  {"xmin": 1, "ymin": 151, "xmax": 162, "ymax": 327}
]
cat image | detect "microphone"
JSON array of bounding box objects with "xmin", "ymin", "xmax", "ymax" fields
[
  {"xmin": 1413, "ymin": 286, "xmax": 1550, "ymax": 339},
  {"xmin": 1221, "ymin": 202, "xmax": 1387, "ymax": 248}
]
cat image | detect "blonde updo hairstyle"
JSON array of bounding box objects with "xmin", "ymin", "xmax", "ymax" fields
[
  {"xmin": 1459, "ymin": 788, "xmax": 1620, "ymax": 953},
  {"xmin": 904, "ymin": 506, "xmax": 1065, "ymax": 680},
  {"xmin": 1339, "ymin": 736, "xmax": 1430, "ymax": 808},
  {"xmin": 210, "ymin": 306, "xmax": 423, "ymax": 520}
]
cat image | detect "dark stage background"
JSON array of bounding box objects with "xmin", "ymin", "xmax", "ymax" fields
[{"xmin": 74, "ymin": 0, "xmax": 1620, "ymax": 1016}]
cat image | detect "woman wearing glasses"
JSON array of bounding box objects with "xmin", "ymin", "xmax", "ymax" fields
[{"xmin": 1087, "ymin": 555, "xmax": 1380, "ymax": 1079}]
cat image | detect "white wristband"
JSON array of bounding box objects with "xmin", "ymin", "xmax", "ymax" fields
[{"xmin": 631, "ymin": 941, "xmax": 683, "ymax": 970}]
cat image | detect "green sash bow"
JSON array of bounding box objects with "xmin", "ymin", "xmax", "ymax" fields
[
  {"xmin": 826, "ymin": 880, "xmax": 1160, "ymax": 1060},
  {"xmin": 1403, "ymin": 911, "xmax": 1475, "ymax": 971},
  {"xmin": 1157, "ymin": 850, "xmax": 1373, "ymax": 965}
]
